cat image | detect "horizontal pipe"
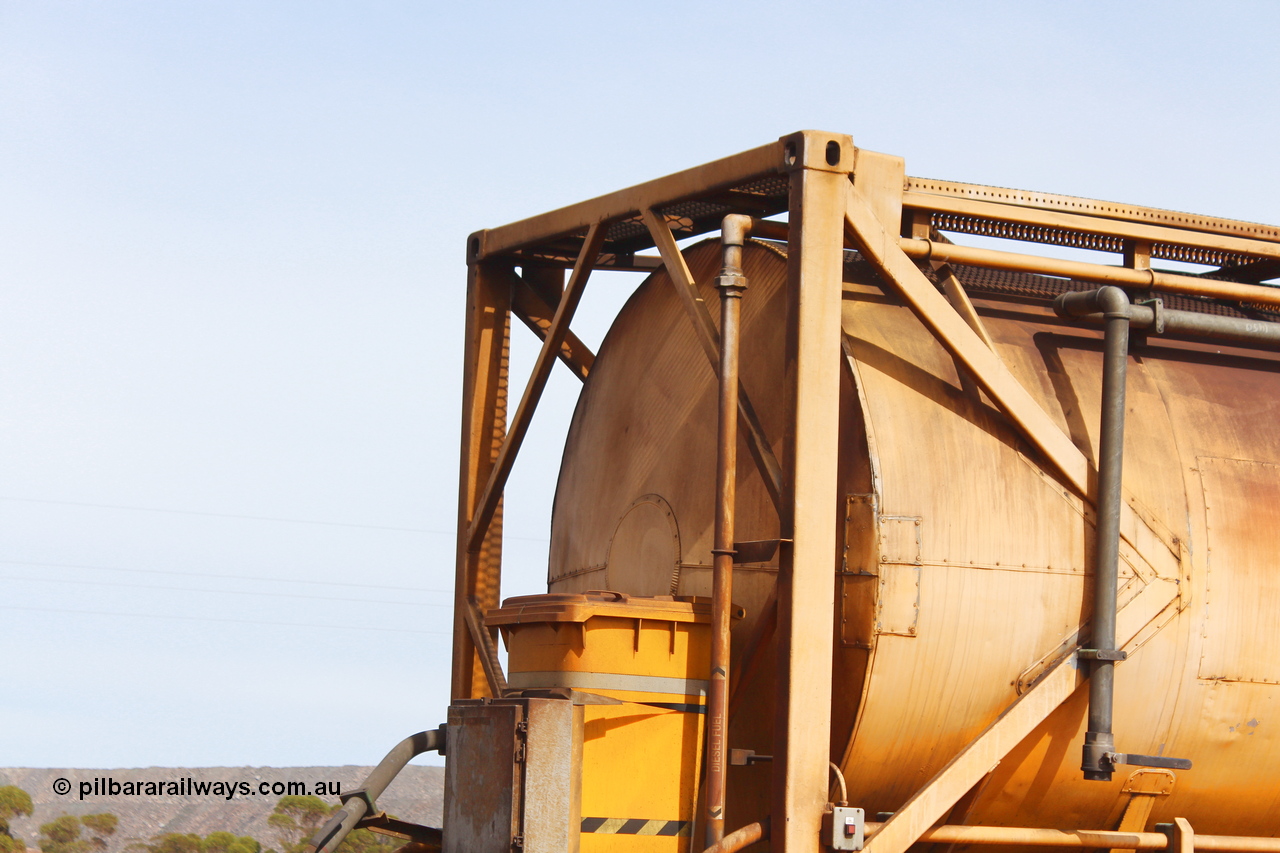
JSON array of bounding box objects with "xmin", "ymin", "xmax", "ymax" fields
[
  {"xmin": 1078, "ymin": 304, "xmax": 1280, "ymax": 349},
  {"xmin": 1057, "ymin": 289, "xmax": 1280, "ymax": 349},
  {"xmin": 701, "ymin": 819, "xmax": 768, "ymax": 853},
  {"xmin": 748, "ymin": 218, "xmax": 789, "ymax": 242},
  {"xmin": 720, "ymin": 214, "xmax": 789, "ymax": 247},
  {"xmin": 863, "ymin": 823, "xmax": 1280, "ymax": 852},
  {"xmin": 1197, "ymin": 837, "xmax": 1280, "ymax": 853},
  {"xmin": 726, "ymin": 223, "xmax": 1280, "ymax": 321},
  {"xmin": 900, "ymin": 237, "xmax": 1280, "ymax": 309},
  {"xmin": 865, "ymin": 823, "xmax": 1166, "ymax": 849}
]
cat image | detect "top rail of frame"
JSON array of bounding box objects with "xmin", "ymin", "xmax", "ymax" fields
[
  {"xmin": 471, "ymin": 130, "xmax": 1280, "ymax": 284},
  {"xmin": 473, "ymin": 140, "xmax": 788, "ymax": 264},
  {"xmin": 905, "ymin": 177, "xmax": 1280, "ymax": 244}
]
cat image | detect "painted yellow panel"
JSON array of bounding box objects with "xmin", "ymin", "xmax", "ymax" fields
[{"xmin": 492, "ymin": 593, "xmax": 710, "ymax": 853}]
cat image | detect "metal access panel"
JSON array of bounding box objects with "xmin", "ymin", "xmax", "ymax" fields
[
  {"xmin": 444, "ymin": 700, "xmax": 520, "ymax": 853},
  {"xmin": 443, "ymin": 697, "xmax": 582, "ymax": 853}
]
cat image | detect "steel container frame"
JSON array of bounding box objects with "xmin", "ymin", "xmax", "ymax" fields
[{"xmin": 452, "ymin": 131, "xmax": 1280, "ymax": 853}]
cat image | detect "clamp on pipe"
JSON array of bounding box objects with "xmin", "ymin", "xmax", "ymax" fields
[{"xmin": 716, "ymin": 214, "xmax": 753, "ymax": 293}]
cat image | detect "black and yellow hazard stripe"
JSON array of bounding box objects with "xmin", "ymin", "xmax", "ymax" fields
[{"xmin": 580, "ymin": 818, "xmax": 692, "ymax": 837}]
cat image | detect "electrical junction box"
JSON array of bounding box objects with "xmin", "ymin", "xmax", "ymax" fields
[{"xmin": 822, "ymin": 806, "xmax": 864, "ymax": 851}]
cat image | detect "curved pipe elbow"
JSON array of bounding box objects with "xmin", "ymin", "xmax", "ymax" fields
[
  {"xmin": 721, "ymin": 214, "xmax": 754, "ymax": 249},
  {"xmin": 1095, "ymin": 285, "xmax": 1131, "ymax": 319},
  {"xmin": 718, "ymin": 215, "xmax": 753, "ymax": 289},
  {"xmin": 305, "ymin": 727, "xmax": 446, "ymax": 853},
  {"xmin": 1054, "ymin": 285, "xmax": 1131, "ymax": 320}
]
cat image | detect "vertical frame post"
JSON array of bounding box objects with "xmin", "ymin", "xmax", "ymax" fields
[
  {"xmin": 773, "ymin": 132, "xmax": 853, "ymax": 852},
  {"xmin": 452, "ymin": 233, "xmax": 511, "ymax": 699}
]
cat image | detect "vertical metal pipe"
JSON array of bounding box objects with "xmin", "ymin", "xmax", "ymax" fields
[
  {"xmin": 706, "ymin": 215, "xmax": 750, "ymax": 847},
  {"xmin": 1079, "ymin": 286, "xmax": 1131, "ymax": 781}
]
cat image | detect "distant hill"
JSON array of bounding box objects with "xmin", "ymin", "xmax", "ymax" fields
[{"xmin": 0, "ymin": 767, "xmax": 444, "ymax": 853}]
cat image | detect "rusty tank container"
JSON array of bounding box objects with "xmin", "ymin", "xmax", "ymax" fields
[
  {"xmin": 304, "ymin": 133, "xmax": 1280, "ymax": 853},
  {"xmin": 545, "ymin": 236, "xmax": 1280, "ymax": 838}
]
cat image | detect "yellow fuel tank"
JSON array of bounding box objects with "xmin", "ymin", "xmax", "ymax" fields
[
  {"xmin": 546, "ymin": 240, "xmax": 1280, "ymax": 836},
  {"xmin": 491, "ymin": 592, "xmax": 714, "ymax": 852}
]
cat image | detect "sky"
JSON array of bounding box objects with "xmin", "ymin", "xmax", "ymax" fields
[{"xmin": 1, "ymin": 1, "xmax": 1277, "ymax": 771}]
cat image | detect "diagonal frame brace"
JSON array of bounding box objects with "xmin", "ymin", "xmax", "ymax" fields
[
  {"xmin": 466, "ymin": 222, "xmax": 607, "ymax": 552},
  {"xmin": 866, "ymin": 656, "xmax": 1085, "ymax": 853},
  {"xmin": 844, "ymin": 182, "xmax": 1183, "ymax": 575},
  {"xmin": 844, "ymin": 181, "xmax": 1091, "ymax": 497},
  {"xmin": 859, "ymin": 574, "xmax": 1181, "ymax": 853},
  {"xmin": 846, "ymin": 179, "xmax": 1188, "ymax": 853},
  {"xmin": 507, "ymin": 269, "xmax": 596, "ymax": 381},
  {"xmin": 463, "ymin": 595, "xmax": 509, "ymax": 698},
  {"xmin": 642, "ymin": 208, "xmax": 785, "ymax": 511}
]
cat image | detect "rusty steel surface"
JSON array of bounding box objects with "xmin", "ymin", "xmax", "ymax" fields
[
  {"xmin": 461, "ymin": 131, "xmax": 1280, "ymax": 852},
  {"xmin": 544, "ymin": 238, "xmax": 1280, "ymax": 839},
  {"xmin": 863, "ymin": 820, "xmax": 1280, "ymax": 851},
  {"xmin": 901, "ymin": 182, "xmax": 1280, "ymax": 268},
  {"xmin": 644, "ymin": 208, "xmax": 785, "ymax": 509},
  {"xmin": 475, "ymin": 141, "xmax": 785, "ymax": 261},
  {"xmin": 705, "ymin": 215, "xmax": 749, "ymax": 847},
  {"xmin": 519, "ymin": 699, "xmax": 584, "ymax": 853},
  {"xmin": 508, "ymin": 268, "xmax": 595, "ymax": 381},
  {"xmin": 466, "ymin": 222, "xmax": 605, "ymax": 554},
  {"xmin": 451, "ymin": 258, "xmax": 510, "ymax": 700},
  {"xmin": 899, "ymin": 237, "xmax": 1280, "ymax": 308},
  {"xmin": 443, "ymin": 698, "xmax": 583, "ymax": 853},
  {"xmin": 443, "ymin": 701, "xmax": 522, "ymax": 853},
  {"xmin": 771, "ymin": 140, "xmax": 849, "ymax": 853}
]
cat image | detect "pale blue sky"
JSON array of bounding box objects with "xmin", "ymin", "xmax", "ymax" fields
[{"xmin": 1, "ymin": 1, "xmax": 1276, "ymax": 768}]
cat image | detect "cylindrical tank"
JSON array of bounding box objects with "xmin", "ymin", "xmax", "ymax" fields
[{"xmin": 546, "ymin": 240, "xmax": 1280, "ymax": 836}]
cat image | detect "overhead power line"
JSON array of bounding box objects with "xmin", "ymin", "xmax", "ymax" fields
[
  {"xmin": 0, "ymin": 495, "xmax": 437, "ymax": 532},
  {"xmin": 0, "ymin": 603, "xmax": 450, "ymax": 635},
  {"xmin": 0, "ymin": 495, "xmax": 550, "ymax": 542},
  {"xmin": 0, "ymin": 558, "xmax": 451, "ymax": 593},
  {"xmin": 0, "ymin": 574, "xmax": 450, "ymax": 607}
]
